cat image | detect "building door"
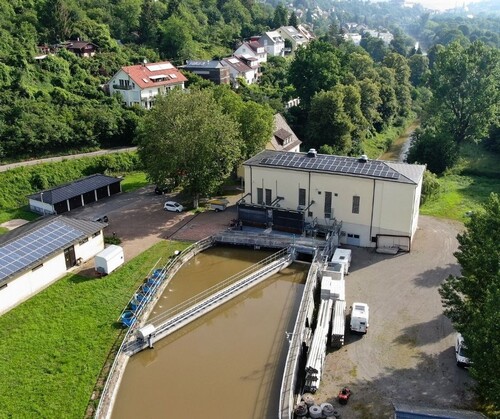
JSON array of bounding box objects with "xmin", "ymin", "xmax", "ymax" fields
[
  {"xmin": 346, "ymin": 233, "xmax": 360, "ymax": 246},
  {"xmin": 64, "ymin": 246, "xmax": 76, "ymax": 269}
]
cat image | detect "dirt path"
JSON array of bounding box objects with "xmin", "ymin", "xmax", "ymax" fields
[{"xmin": 0, "ymin": 146, "xmax": 137, "ymax": 172}]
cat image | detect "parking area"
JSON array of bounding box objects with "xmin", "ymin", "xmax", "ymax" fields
[
  {"xmin": 314, "ymin": 216, "xmax": 476, "ymax": 417},
  {"xmin": 74, "ymin": 187, "xmax": 476, "ymax": 415}
]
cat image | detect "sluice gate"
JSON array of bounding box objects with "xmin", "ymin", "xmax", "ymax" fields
[{"xmin": 124, "ymin": 247, "xmax": 296, "ymax": 355}]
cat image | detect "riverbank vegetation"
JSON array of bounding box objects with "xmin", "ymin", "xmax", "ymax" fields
[{"xmin": 0, "ymin": 240, "xmax": 190, "ymax": 417}]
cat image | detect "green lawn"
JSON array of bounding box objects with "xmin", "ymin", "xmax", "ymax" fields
[
  {"xmin": 420, "ymin": 143, "xmax": 500, "ymax": 221},
  {"xmin": 0, "ymin": 240, "xmax": 189, "ymax": 418},
  {"xmin": 120, "ymin": 171, "xmax": 149, "ymax": 192}
]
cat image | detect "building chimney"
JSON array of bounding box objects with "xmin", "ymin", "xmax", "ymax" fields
[
  {"xmin": 358, "ymin": 154, "xmax": 369, "ymax": 163},
  {"xmin": 307, "ymin": 148, "xmax": 317, "ymax": 158}
]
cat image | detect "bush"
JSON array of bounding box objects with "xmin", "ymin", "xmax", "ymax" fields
[{"xmin": 421, "ymin": 170, "xmax": 440, "ymax": 204}]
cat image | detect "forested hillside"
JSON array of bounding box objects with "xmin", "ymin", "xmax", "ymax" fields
[{"xmin": 0, "ymin": 0, "xmax": 276, "ymax": 160}]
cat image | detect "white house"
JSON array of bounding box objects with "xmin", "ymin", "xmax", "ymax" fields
[
  {"xmin": 364, "ymin": 30, "xmax": 394, "ymax": 45},
  {"xmin": 241, "ymin": 149, "xmax": 425, "ymax": 250},
  {"xmin": 258, "ymin": 31, "xmax": 285, "ymax": 57},
  {"xmin": 221, "ymin": 57, "xmax": 257, "ymax": 85},
  {"xmin": 0, "ymin": 216, "xmax": 106, "ymax": 315},
  {"xmin": 234, "ymin": 40, "xmax": 267, "ymax": 64},
  {"xmin": 108, "ymin": 61, "xmax": 187, "ymax": 109},
  {"xmin": 278, "ymin": 26, "xmax": 309, "ymax": 52}
]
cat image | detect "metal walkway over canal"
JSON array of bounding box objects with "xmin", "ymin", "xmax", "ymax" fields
[{"xmin": 124, "ymin": 247, "xmax": 295, "ymax": 355}]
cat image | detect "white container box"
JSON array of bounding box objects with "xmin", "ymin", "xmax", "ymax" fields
[{"xmin": 95, "ymin": 245, "xmax": 124, "ymax": 275}]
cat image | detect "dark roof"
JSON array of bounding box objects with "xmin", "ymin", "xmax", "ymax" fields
[
  {"xmin": 184, "ymin": 60, "xmax": 224, "ymax": 69},
  {"xmin": 28, "ymin": 174, "xmax": 122, "ymax": 205},
  {"xmin": 244, "ymin": 150, "xmax": 425, "ymax": 184},
  {"xmin": 274, "ymin": 128, "xmax": 292, "ymax": 142},
  {"xmin": 394, "ymin": 403, "xmax": 487, "ymax": 419},
  {"xmin": 63, "ymin": 40, "xmax": 98, "ymax": 50},
  {"xmin": 0, "ymin": 215, "xmax": 105, "ymax": 284}
]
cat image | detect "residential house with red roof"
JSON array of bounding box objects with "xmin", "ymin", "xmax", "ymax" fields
[{"xmin": 108, "ymin": 61, "xmax": 187, "ymax": 109}]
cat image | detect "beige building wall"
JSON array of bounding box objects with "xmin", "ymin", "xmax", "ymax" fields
[{"xmin": 244, "ymin": 165, "xmax": 421, "ymax": 247}]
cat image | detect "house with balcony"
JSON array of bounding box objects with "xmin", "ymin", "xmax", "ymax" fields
[
  {"xmin": 234, "ymin": 41, "xmax": 267, "ymax": 64},
  {"xmin": 61, "ymin": 40, "xmax": 98, "ymax": 57},
  {"xmin": 221, "ymin": 57, "xmax": 257, "ymax": 85},
  {"xmin": 277, "ymin": 26, "xmax": 309, "ymax": 53},
  {"xmin": 258, "ymin": 31, "xmax": 285, "ymax": 57},
  {"xmin": 108, "ymin": 61, "xmax": 187, "ymax": 109}
]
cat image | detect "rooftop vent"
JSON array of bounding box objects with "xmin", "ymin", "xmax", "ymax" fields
[
  {"xmin": 307, "ymin": 148, "xmax": 317, "ymax": 158},
  {"xmin": 358, "ymin": 154, "xmax": 369, "ymax": 163}
]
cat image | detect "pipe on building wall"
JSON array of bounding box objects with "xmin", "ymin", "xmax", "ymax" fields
[{"xmin": 369, "ymin": 179, "xmax": 376, "ymax": 241}]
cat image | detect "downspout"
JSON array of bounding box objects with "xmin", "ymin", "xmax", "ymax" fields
[{"xmin": 369, "ymin": 179, "xmax": 376, "ymax": 243}]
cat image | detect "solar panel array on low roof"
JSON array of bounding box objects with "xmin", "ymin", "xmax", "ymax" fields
[
  {"xmin": 259, "ymin": 153, "xmax": 400, "ymax": 180},
  {"xmin": 0, "ymin": 219, "xmax": 84, "ymax": 282}
]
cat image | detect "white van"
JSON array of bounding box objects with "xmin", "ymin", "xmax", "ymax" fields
[
  {"xmin": 331, "ymin": 248, "xmax": 352, "ymax": 275},
  {"xmin": 455, "ymin": 333, "xmax": 471, "ymax": 367},
  {"xmin": 350, "ymin": 302, "xmax": 369, "ymax": 334}
]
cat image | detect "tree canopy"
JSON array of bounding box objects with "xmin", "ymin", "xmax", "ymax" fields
[
  {"xmin": 427, "ymin": 41, "xmax": 500, "ymax": 146},
  {"xmin": 439, "ymin": 193, "xmax": 500, "ymax": 411},
  {"xmin": 137, "ymin": 89, "xmax": 242, "ymax": 206}
]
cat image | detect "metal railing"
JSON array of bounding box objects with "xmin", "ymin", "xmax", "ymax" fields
[
  {"xmin": 93, "ymin": 237, "xmax": 214, "ymax": 419},
  {"xmin": 147, "ymin": 248, "xmax": 291, "ymax": 329}
]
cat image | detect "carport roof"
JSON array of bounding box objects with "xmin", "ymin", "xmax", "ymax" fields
[
  {"xmin": 0, "ymin": 215, "xmax": 106, "ymax": 284},
  {"xmin": 27, "ymin": 174, "xmax": 122, "ymax": 205},
  {"xmin": 244, "ymin": 150, "xmax": 425, "ymax": 184}
]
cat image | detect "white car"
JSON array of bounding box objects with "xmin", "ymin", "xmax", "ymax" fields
[{"xmin": 164, "ymin": 201, "xmax": 184, "ymax": 212}]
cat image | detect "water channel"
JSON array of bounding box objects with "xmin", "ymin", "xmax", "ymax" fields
[{"xmin": 112, "ymin": 246, "xmax": 308, "ymax": 418}]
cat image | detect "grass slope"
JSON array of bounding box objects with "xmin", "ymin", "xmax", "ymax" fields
[{"xmin": 0, "ymin": 240, "xmax": 189, "ymax": 417}]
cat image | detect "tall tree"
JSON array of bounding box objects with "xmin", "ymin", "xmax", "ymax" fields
[
  {"xmin": 383, "ymin": 53, "xmax": 412, "ymax": 117},
  {"xmin": 307, "ymin": 89, "xmax": 353, "ymax": 154},
  {"xmin": 273, "ymin": 4, "xmax": 288, "ymax": 28},
  {"xmin": 137, "ymin": 89, "xmax": 242, "ymax": 207},
  {"xmin": 288, "ymin": 40, "xmax": 345, "ymax": 107},
  {"xmin": 288, "ymin": 11, "xmax": 298, "ymax": 27},
  {"xmin": 439, "ymin": 193, "xmax": 500, "ymax": 410},
  {"xmin": 427, "ymin": 41, "xmax": 500, "ymax": 146}
]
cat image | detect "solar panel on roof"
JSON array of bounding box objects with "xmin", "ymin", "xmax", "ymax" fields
[
  {"xmin": 0, "ymin": 220, "xmax": 84, "ymax": 282},
  {"xmin": 259, "ymin": 153, "xmax": 400, "ymax": 180}
]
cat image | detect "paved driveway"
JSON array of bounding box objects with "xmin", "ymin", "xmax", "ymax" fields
[{"xmin": 313, "ymin": 216, "xmax": 476, "ymax": 417}]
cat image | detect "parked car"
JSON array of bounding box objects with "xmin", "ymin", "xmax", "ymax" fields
[
  {"xmin": 455, "ymin": 333, "xmax": 471, "ymax": 367},
  {"xmin": 155, "ymin": 185, "xmax": 170, "ymax": 195},
  {"xmin": 164, "ymin": 201, "xmax": 184, "ymax": 212}
]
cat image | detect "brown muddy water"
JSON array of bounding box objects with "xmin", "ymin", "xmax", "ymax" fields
[{"xmin": 112, "ymin": 246, "xmax": 308, "ymax": 419}]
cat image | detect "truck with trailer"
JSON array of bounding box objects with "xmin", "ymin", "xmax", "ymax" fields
[
  {"xmin": 331, "ymin": 248, "xmax": 352, "ymax": 275},
  {"xmin": 350, "ymin": 302, "xmax": 369, "ymax": 334}
]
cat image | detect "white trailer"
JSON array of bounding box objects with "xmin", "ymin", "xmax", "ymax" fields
[
  {"xmin": 331, "ymin": 299, "xmax": 346, "ymax": 349},
  {"xmin": 350, "ymin": 302, "xmax": 369, "ymax": 334},
  {"xmin": 331, "ymin": 248, "xmax": 352, "ymax": 275},
  {"xmin": 95, "ymin": 245, "xmax": 124, "ymax": 275}
]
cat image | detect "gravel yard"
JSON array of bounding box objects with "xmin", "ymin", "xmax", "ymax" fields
[{"xmin": 75, "ymin": 187, "xmax": 476, "ymax": 417}]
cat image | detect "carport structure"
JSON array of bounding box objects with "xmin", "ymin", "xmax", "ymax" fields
[{"xmin": 28, "ymin": 174, "xmax": 122, "ymax": 215}]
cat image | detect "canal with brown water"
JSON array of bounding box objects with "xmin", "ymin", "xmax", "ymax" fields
[{"xmin": 111, "ymin": 246, "xmax": 308, "ymax": 418}]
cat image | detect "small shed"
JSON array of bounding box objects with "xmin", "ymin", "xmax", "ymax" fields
[{"xmin": 28, "ymin": 174, "xmax": 122, "ymax": 215}]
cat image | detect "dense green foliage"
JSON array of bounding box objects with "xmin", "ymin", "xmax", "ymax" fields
[
  {"xmin": 0, "ymin": 240, "xmax": 190, "ymax": 417},
  {"xmin": 438, "ymin": 194, "xmax": 500, "ymax": 413},
  {"xmin": 137, "ymin": 89, "xmax": 243, "ymax": 206}
]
